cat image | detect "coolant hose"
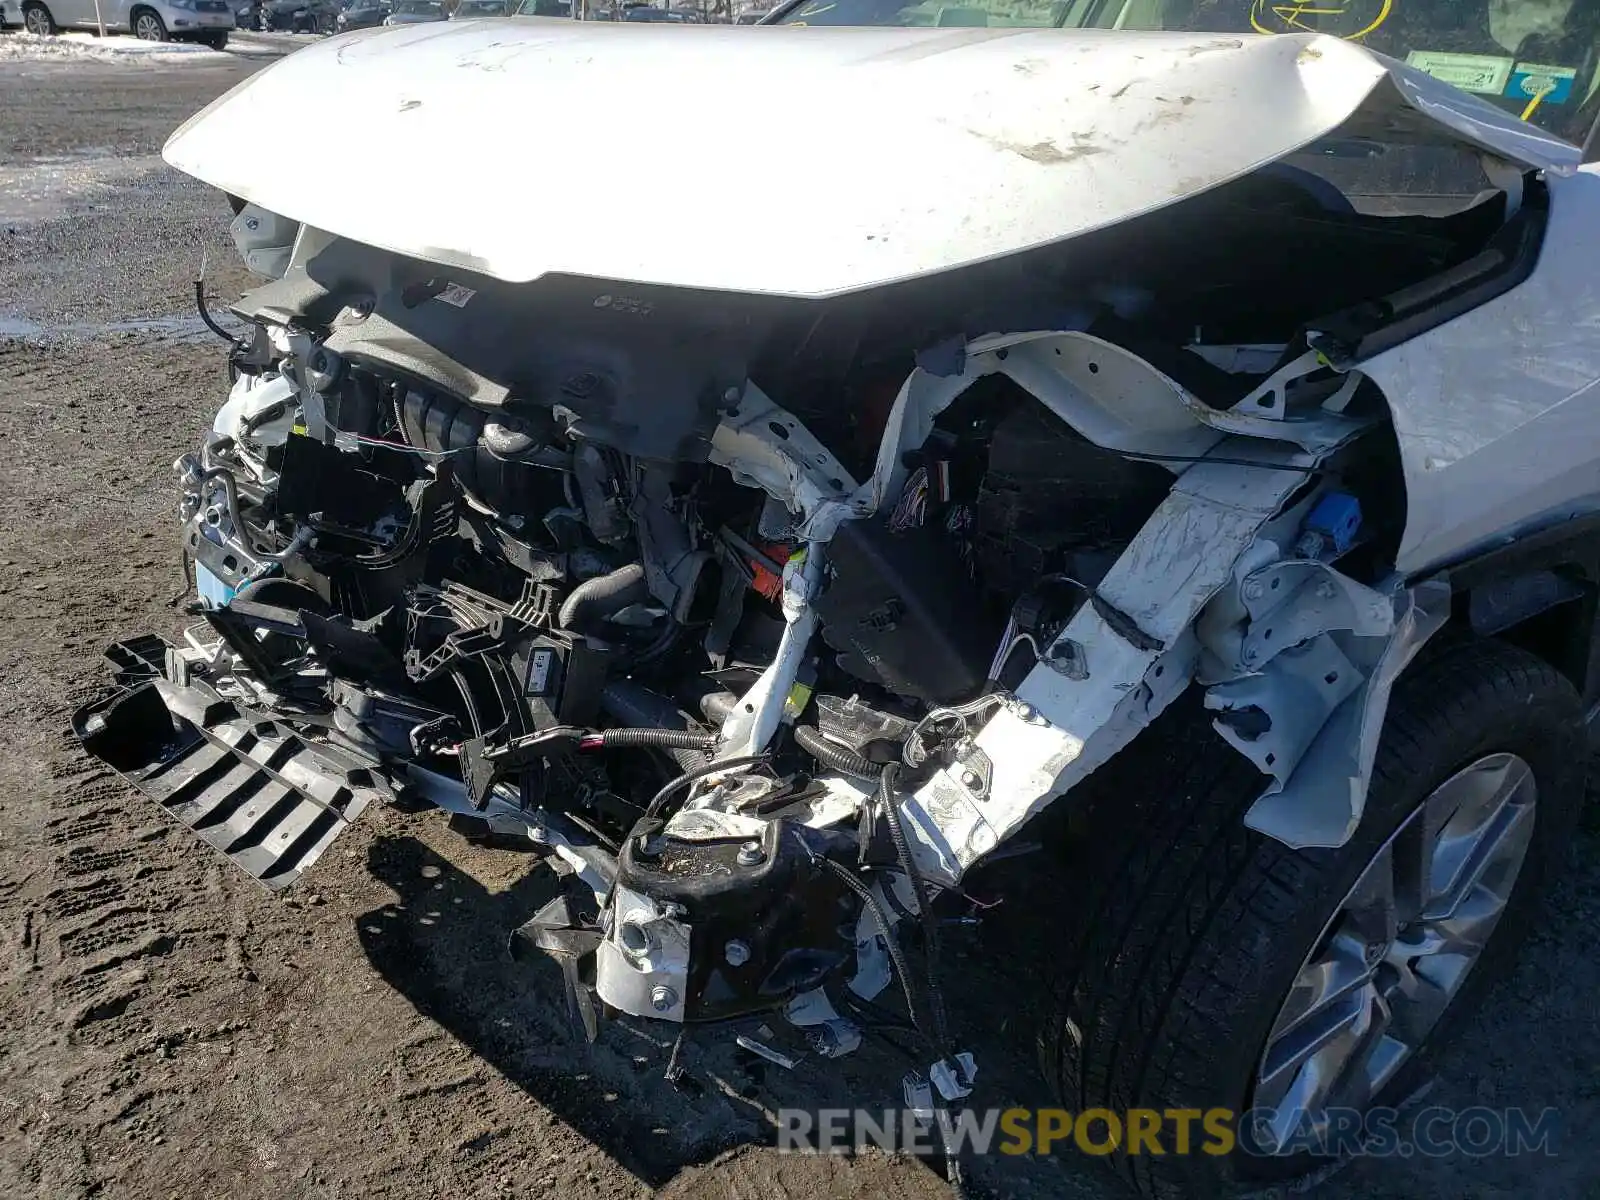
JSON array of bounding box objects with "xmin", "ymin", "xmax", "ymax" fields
[
  {"xmin": 793, "ymin": 724, "xmax": 878, "ymax": 780},
  {"xmin": 559, "ymin": 563, "xmax": 648, "ymax": 632}
]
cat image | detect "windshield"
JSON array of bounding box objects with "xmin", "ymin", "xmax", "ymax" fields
[
  {"xmin": 391, "ymin": 0, "xmax": 441, "ymax": 11},
  {"xmin": 771, "ymin": 0, "xmax": 1600, "ymax": 142},
  {"xmin": 456, "ymin": 0, "xmax": 504, "ymax": 11}
]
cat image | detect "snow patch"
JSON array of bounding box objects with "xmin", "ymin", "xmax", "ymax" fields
[{"xmin": 0, "ymin": 32, "xmax": 231, "ymax": 64}]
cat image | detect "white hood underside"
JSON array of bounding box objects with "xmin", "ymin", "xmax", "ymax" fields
[{"xmin": 164, "ymin": 23, "xmax": 1578, "ymax": 298}]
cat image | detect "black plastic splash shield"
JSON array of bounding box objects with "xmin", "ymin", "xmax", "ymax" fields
[{"xmin": 71, "ymin": 637, "xmax": 389, "ymax": 891}]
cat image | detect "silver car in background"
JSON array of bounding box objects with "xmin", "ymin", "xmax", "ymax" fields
[
  {"xmin": 380, "ymin": 0, "xmax": 441, "ymax": 22},
  {"xmin": 20, "ymin": 0, "xmax": 233, "ymax": 44}
]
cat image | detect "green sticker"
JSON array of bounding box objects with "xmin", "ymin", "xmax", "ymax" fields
[{"xmin": 1406, "ymin": 50, "xmax": 1515, "ymax": 96}]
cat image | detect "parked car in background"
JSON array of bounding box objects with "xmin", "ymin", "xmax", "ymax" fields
[
  {"xmin": 334, "ymin": 0, "xmax": 388, "ymax": 27},
  {"xmin": 19, "ymin": 0, "xmax": 233, "ymax": 44},
  {"xmin": 510, "ymin": 0, "xmax": 568, "ymax": 15},
  {"xmin": 381, "ymin": 0, "xmax": 442, "ymax": 21},
  {"xmin": 245, "ymin": 0, "xmax": 335, "ymax": 28},
  {"xmin": 618, "ymin": 1, "xmax": 684, "ymax": 18},
  {"xmin": 450, "ymin": 0, "xmax": 505, "ymax": 15}
]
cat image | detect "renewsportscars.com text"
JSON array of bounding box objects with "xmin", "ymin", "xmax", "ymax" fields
[{"xmin": 777, "ymin": 1105, "xmax": 1561, "ymax": 1159}]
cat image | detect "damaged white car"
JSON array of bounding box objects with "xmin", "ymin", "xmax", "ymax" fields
[{"xmin": 76, "ymin": 9, "xmax": 1600, "ymax": 1196}]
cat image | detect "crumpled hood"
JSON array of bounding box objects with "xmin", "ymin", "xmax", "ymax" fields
[{"xmin": 164, "ymin": 22, "xmax": 1577, "ymax": 298}]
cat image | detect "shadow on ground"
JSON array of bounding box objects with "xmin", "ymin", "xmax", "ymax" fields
[{"xmin": 352, "ymin": 828, "xmax": 1096, "ymax": 1199}]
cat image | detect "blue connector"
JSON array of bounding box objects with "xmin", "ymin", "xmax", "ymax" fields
[{"xmin": 1298, "ymin": 491, "xmax": 1362, "ymax": 559}]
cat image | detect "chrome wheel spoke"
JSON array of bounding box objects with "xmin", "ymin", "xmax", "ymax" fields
[
  {"xmin": 1421, "ymin": 754, "xmax": 1533, "ymax": 919},
  {"xmin": 1266, "ymin": 930, "xmax": 1374, "ymax": 1049},
  {"xmin": 1324, "ymin": 987, "xmax": 1397, "ymax": 1113},
  {"xmin": 1384, "ymin": 954, "xmax": 1458, "ymax": 1045},
  {"xmin": 1256, "ymin": 977, "xmax": 1372, "ymax": 1120},
  {"xmin": 1256, "ymin": 980, "xmax": 1398, "ymax": 1152},
  {"xmin": 1342, "ymin": 842, "xmax": 1399, "ymax": 946},
  {"xmin": 1424, "ymin": 880, "xmax": 1507, "ymax": 956}
]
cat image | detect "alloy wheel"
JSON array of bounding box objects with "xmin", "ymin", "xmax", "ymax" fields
[{"xmin": 1250, "ymin": 752, "xmax": 1537, "ymax": 1152}]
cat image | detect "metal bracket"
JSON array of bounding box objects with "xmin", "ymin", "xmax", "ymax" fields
[
  {"xmin": 1239, "ymin": 559, "xmax": 1395, "ymax": 671},
  {"xmin": 1207, "ymin": 634, "xmax": 1363, "ymax": 789}
]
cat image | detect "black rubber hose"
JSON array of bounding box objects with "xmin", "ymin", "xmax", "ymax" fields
[
  {"xmin": 559, "ymin": 563, "xmax": 648, "ymax": 632},
  {"xmin": 880, "ymin": 763, "xmax": 953, "ymax": 1057},
  {"xmin": 194, "ymin": 280, "xmax": 242, "ymax": 348},
  {"xmin": 588, "ymin": 728, "xmax": 718, "ymax": 752},
  {"xmin": 239, "ymin": 398, "xmax": 294, "ymax": 438},
  {"xmin": 818, "ymin": 856, "xmax": 927, "ymax": 1037},
  {"xmin": 793, "ymin": 724, "xmax": 878, "ymax": 780},
  {"xmin": 599, "ymin": 679, "xmax": 710, "ymax": 772}
]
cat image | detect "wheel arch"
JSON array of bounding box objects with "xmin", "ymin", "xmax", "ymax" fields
[{"xmin": 1428, "ymin": 511, "xmax": 1600, "ymax": 707}]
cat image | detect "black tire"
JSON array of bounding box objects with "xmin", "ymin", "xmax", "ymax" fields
[
  {"xmin": 201, "ymin": 29, "xmax": 228, "ymax": 46},
  {"xmin": 130, "ymin": 5, "xmax": 168, "ymax": 38},
  {"xmin": 22, "ymin": 1, "xmax": 56, "ymax": 34},
  {"xmin": 1039, "ymin": 636, "xmax": 1586, "ymax": 1199}
]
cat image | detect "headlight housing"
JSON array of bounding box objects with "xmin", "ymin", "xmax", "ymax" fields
[{"xmin": 168, "ymin": 0, "xmax": 201, "ymax": 9}]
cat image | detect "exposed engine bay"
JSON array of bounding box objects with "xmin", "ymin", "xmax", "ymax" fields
[{"xmin": 74, "ymin": 56, "xmax": 1585, "ymax": 1107}]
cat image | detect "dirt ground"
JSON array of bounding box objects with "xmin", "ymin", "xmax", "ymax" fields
[{"xmin": 0, "ymin": 48, "xmax": 1597, "ymax": 1200}]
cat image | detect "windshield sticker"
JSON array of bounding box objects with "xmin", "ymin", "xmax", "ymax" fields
[
  {"xmin": 1405, "ymin": 50, "xmax": 1515, "ymax": 95},
  {"xmin": 1250, "ymin": 0, "xmax": 1391, "ymax": 39},
  {"xmin": 1506, "ymin": 62, "xmax": 1577, "ymax": 106}
]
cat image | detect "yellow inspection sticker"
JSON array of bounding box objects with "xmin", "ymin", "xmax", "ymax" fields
[{"xmin": 1406, "ymin": 50, "xmax": 1515, "ymax": 96}]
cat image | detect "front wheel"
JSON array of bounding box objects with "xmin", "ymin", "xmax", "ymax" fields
[
  {"xmin": 22, "ymin": 2, "xmax": 56, "ymax": 34},
  {"xmin": 1040, "ymin": 637, "xmax": 1587, "ymax": 1199},
  {"xmin": 131, "ymin": 7, "xmax": 167, "ymax": 38}
]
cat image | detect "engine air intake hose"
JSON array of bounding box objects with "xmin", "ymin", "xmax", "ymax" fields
[
  {"xmin": 793, "ymin": 724, "xmax": 878, "ymax": 780},
  {"xmin": 559, "ymin": 563, "xmax": 648, "ymax": 632},
  {"xmin": 396, "ymin": 387, "xmax": 562, "ymax": 513}
]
